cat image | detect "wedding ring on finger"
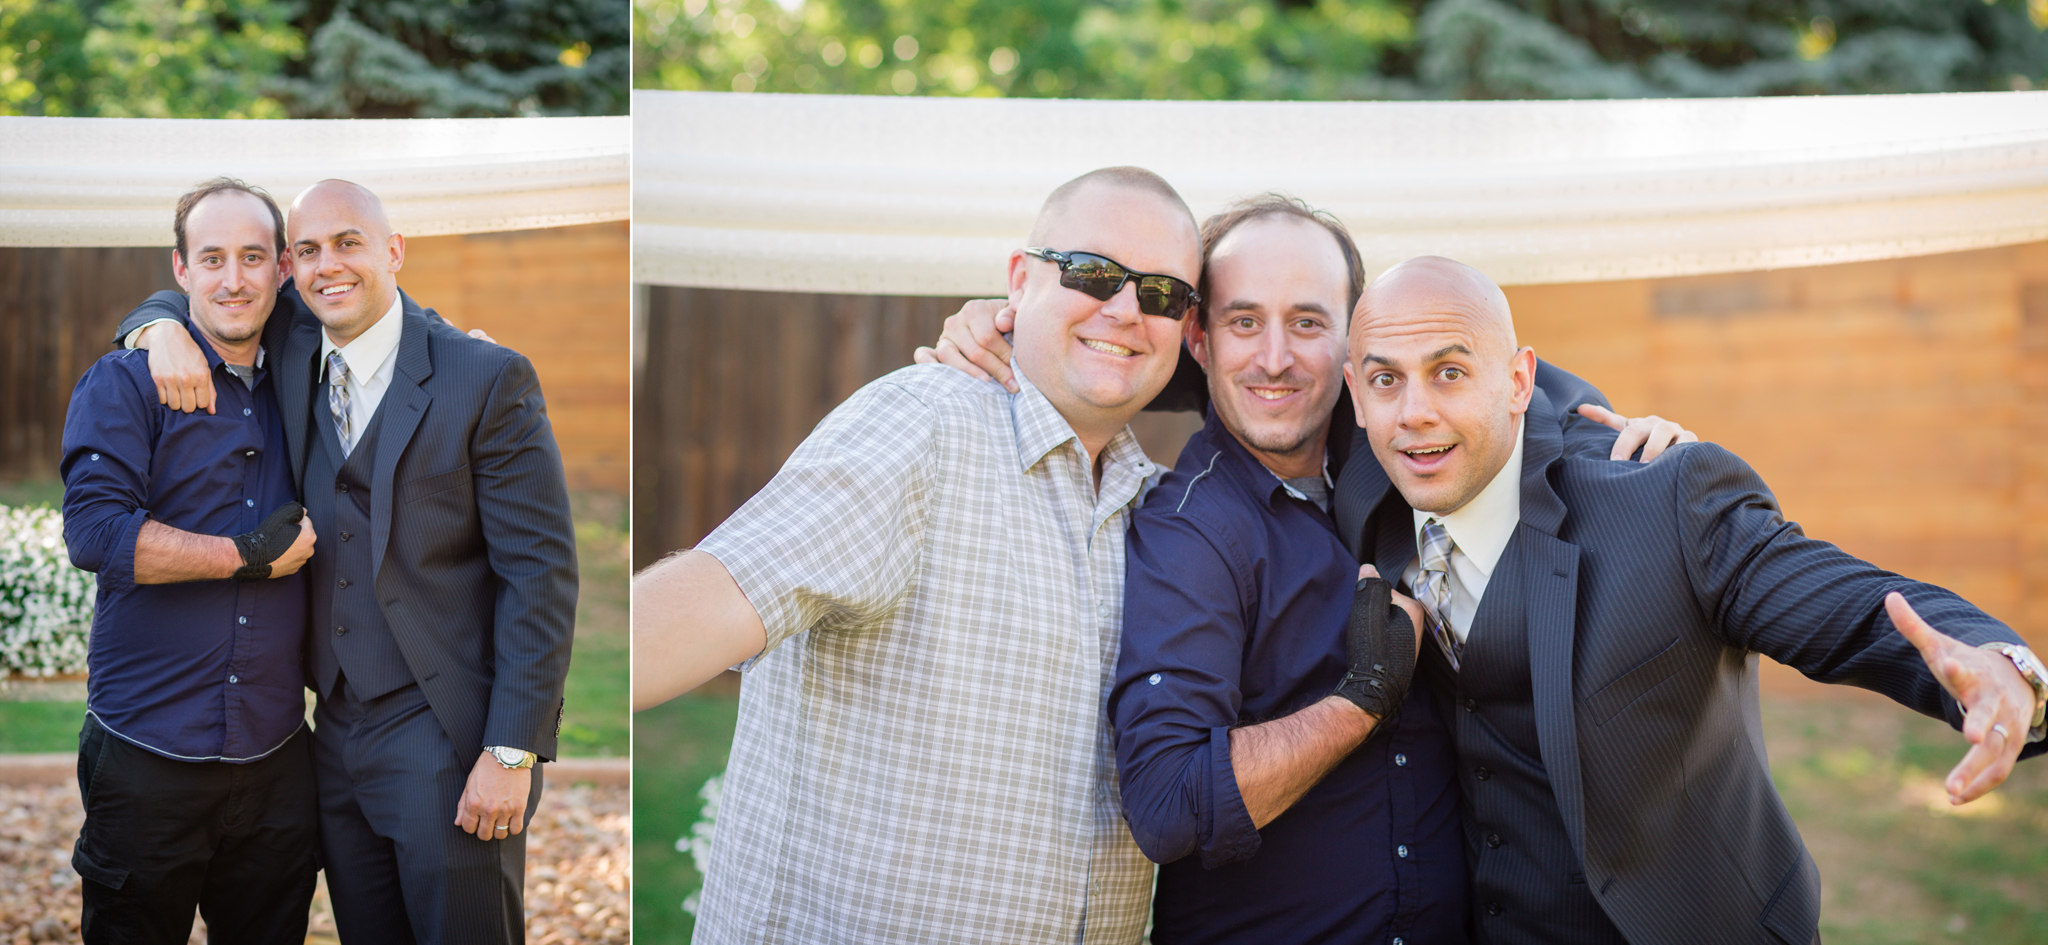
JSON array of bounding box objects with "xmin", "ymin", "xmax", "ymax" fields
[{"xmin": 1991, "ymin": 722, "xmax": 2011, "ymax": 743}]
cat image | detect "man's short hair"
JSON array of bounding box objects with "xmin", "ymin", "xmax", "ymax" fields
[
  {"xmin": 1196, "ymin": 194, "xmax": 1365, "ymax": 325},
  {"xmin": 173, "ymin": 177, "xmax": 287, "ymax": 261},
  {"xmin": 1027, "ymin": 166, "xmax": 1197, "ymax": 245}
]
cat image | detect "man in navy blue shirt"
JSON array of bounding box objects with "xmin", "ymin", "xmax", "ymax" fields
[{"xmin": 60, "ymin": 178, "xmax": 321, "ymax": 944}]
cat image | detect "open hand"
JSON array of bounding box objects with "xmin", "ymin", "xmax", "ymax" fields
[
  {"xmin": 1577, "ymin": 404, "xmax": 1697, "ymax": 462},
  {"xmin": 912, "ymin": 299, "xmax": 1017, "ymax": 391},
  {"xmin": 1887, "ymin": 592, "xmax": 2033, "ymax": 805}
]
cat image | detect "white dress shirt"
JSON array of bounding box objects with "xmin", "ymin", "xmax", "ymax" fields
[
  {"xmin": 1401, "ymin": 418, "xmax": 1526, "ymax": 643},
  {"xmin": 319, "ymin": 293, "xmax": 404, "ymax": 454}
]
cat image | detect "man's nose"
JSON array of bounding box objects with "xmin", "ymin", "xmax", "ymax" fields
[
  {"xmin": 1397, "ymin": 384, "xmax": 1439, "ymax": 429},
  {"xmin": 1254, "ymin": 321, "xmax": 1294, "ymax": 375},
  {"xmin": 1099, "ymin": 280, "xmax": 1143, "ymax": 323}
]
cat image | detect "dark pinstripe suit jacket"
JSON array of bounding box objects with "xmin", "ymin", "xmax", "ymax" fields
[
  {"xmin": 117, "ymin": 285, "xmax": 578, "ymax": 762},
  {"xmin": 1334, "ymin": 387, "xmax": 2042, "ymax": 945}
]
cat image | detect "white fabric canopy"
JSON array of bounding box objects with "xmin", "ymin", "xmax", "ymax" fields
[
  {"xmin": 0, "ymin": 116, "xmax": 629, "ymax": 246},
  {"xmin": 634, "ymin": 89, "xmax": 2048, "ymax": 293}
]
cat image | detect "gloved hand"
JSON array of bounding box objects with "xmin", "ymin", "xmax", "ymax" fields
[
  {"xmin": 232, "ymin": 502, "xmax": 305, "ymax": 581},
  {"xmin": 1331, "ymin": 575, "xmax": 1418, "ymax": 723}
]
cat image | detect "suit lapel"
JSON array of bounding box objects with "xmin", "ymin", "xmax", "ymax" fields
[
  {"xmin": 280, "ymin": 293, "xmax": 323, "ymax": 495},
  {"xmin": 370, "ymin": 291, "xmax": 435, "ymax": 576},
  {"xmin": 1515, "ymin": 389, "xmax": 1590, "ymax": 864},
  {"xmin": 1335, "ymin": 422, "xmax": 1394, "ymax": 562}
]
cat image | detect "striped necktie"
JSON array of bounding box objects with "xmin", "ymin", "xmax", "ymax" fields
[
  {"xmin": 327, "ymin": 351, "xmax": 353, "ymax": 458},
  {"xmin": 1415, "ymin": 519, "xmax": 1463, "ymax": 671}
]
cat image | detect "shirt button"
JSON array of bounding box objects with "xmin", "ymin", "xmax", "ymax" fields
[
  {"xmin": 1396, "ymin": 845, "xmax": 1409, "ymax": 858},
  {"xmin": 1394, "ymin": 753, "xmax": 1407, "ymax": 766},
  {"xmin": 237, "ymin": 616, "xmax": 247, "ymax": 625},
  {"xmin": 245, "ymin": 450, "xmax": 256, "ymax": 457},
  {"xmin": 242, "ymin": 408, "xmax": 252, "ymax": 416},
  {"xmin": 1487, "ymin": 833, "xmax": 1502, "ymax": 848},
  {"xmin": 1393, "ymin": 939, "xmax": 1404, "ymax": 945},
  {"xmin": 1096, "ymin": 602, "xmax": 1110, "ymax": 617},
  {"xmin": 227, "ymin": 675, "xmax": 239, "ymax": 684},
  {"xmin": 245, "ymin": 499, "xmax": 254, "ymax": 507},
  {"xmin": 1487, "ymin": 903, "xmax": 1503, "ymax": 916},
  {"xmin": 1147, "ymin": 673, "xmax": 1161, "ymax": 686},
  {"xmin": 90, "ymin": 453, "xmax": 100, "ymax": 461},
  {"xmin": 1475, "ymin": 766, "xmax": 1492, "ymax": 781}
]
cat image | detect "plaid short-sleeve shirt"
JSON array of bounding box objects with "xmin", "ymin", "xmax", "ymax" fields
[{"xmin": 692, "ymin": 363, "xmax": 1160, "ymax": 945}]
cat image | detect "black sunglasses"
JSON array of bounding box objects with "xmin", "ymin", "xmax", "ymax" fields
[{"xmin": 1023, "ymin": 247, "xmax": 1201, "ymax": 321}]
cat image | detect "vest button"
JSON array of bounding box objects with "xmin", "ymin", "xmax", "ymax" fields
[
  {"xmin": 340, "ymin": 532, "xmax": 351, "ymax": 541},
  {"xmin": 1462, "ymin": 698, "xmax": 1477, "ymax": 712},
  {"xmin": 1486, "ymin": 833, "xmax": 1502, "ymax": 848},
  {"xmin": 1475, "ymin": 766, "xmax": 1491, "ymax": 781},
  {"xmin": 1487, "ymin": 903, "xmax": 1503, "ymax": 916},
  {"xmin": 335, "ymin": 626, "xmax": 348, "ymax": 636},
  {"xmin": 338, "ymin": 578, "xmax": 350, "ymax": 588},
  {"xmin": 338, "ymin": 483, "xmax": 349, "ymax": 493}
]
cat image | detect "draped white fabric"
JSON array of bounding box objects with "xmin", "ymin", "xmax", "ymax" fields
[
  {"xmin": 634, "ymin": 89, "xmax": 2048, "ymax": 293},
  {"xmin": 0, "ymin": 116, "xmax": 629, "ymax": 246}
]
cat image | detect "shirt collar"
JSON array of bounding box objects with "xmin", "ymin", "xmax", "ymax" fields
[
  {"xmin": 182, "ymin": 311, "xmax": 267, "ymax": 373},
  {"xmin": 1007, "ymin": 357, "xmax": 1151, "ymax": 479},
  {"xmin": 319, "ymin": 291, "xmax": 404, "ymax": 380},
  {"xmin": 1411, "ymin": 416, "xmax": 1525, "ymax": 578}
]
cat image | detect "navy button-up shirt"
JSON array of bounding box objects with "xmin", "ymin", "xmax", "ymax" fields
[
  {"xmin": 1112, "ymin": 409, "xmax": 1468, "ymax": 945},
  {"xmin": 61, "ymin": 318, "xmax": 308, "ymax": 763}
]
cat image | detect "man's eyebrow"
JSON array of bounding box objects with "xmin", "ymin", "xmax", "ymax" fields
[
  {"xmin": 1426, "ymin": 343, "xmax": 1474, "ymax": 361},
  {"xmin": 293, "ymin": 228, "xmax": 365, "ymax": 248},
  {"xmin": 1220, "ymin": 300, "xmax": 1333, "ymax": 315}
]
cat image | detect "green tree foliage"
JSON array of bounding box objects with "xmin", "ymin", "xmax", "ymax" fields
[
  {"xmin": 0, "ymin": 0, "xmax": 627, "ymax": 118},
  {"xmin": 636, "ymin": 0, "xmax": 2048, "ymax": 100}
]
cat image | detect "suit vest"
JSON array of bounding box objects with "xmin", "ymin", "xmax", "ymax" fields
[
  {"xmin": 1372, "ymin": 503, "xmax": 1628, "ymax": 945},
  {"xmin": 306, "ymin": 389, "xmax": 414, "ymax": 702}
]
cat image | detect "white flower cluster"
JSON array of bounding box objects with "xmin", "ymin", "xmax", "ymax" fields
[
  {"xmin": 677, "ymin": 771, "xmax": 723, "ymax": 916},
  {"xmin": 0, "ymin": 505, "xmax": 94, "ymax": 678}
]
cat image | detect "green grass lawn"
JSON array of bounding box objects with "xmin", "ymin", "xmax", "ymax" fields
[
  {"xmin": 0, "ymin": 701, "xmax": 85, "ymax": 753},
  {"xmin": 0, "ymin": 484, "xmax": 630, "ymax": 759},
  {"xmin": 631, "ymin": 679, "xmax": 741, "ymax": 944}
]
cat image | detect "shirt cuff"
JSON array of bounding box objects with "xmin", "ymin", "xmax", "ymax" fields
[
  {"xmin": 1200, "ymin": 724, "xmax": 1263, "ymax": 869},
  {"xmin": 123, "ymin": 318, "xmax": 181, "ymax": 350},
  {"xmin": 101, "ymin": 508, "xmax": 152, "ymax": 596}
]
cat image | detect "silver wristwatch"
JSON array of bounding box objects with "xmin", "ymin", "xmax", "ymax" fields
[
  {"xmin": 485, "ymin": 745, "xmax": 537, "ymax": 769},
  {"xmin": 1979, "ymin": 642, "xmax": 2048, "ymax": 744}
]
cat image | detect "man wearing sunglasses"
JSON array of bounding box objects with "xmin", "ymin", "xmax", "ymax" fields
[{"xmin": 634, "ymin": 166, "xmax": 1207, "ymax": 943}]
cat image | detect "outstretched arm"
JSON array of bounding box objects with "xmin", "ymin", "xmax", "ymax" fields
[{"xmin": 631, "ymin": 550, "xmax": 767, "ymax": 710}]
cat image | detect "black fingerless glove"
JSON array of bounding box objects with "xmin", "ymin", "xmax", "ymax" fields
[
  {"xmin": 232, "ymin": 502, "xmax": 305, "ymax": 581},
  {"xmin": 1332, "ymin": 576, "xmax": 1417, "ymax": 723}
]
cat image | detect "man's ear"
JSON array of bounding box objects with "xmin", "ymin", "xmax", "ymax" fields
[
  {"xmin": 1005, "ymin": 249, "xmax": 1030, "ymax": 307},
  {"xmin": 1507, "ymin": 346, "xmax": 1537, "ymax": 416},
  {"xmin": 1183, "ymin": 311, "xmax": 1211, "ymax": 372},
  {"xmin": 172, "ymin": 251, "xmax": 192, "ymax": 293},
  {"xmin": 1342, "ymin": 359, "xmax": 1368, "ymax": 428},
  {"xmin": 386, "ymin": 232, "xmax": 406, "ymax": 274}
]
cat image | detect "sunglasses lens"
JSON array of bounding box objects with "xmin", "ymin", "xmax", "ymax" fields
[
  {"xmin": 1135, "ymin": 277, "xmax": 1191, "ymax": 320},
  {"xmin": 1060, "ymin": 253, "xmax": 1127, "ymax": 302}
]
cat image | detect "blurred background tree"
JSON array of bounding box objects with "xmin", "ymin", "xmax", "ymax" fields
[
  {"xmin": 0, "ymin": 0, "xmax": 629, "ymax": 118},
  {"xmin": 634, "ymin": 0, "xmax": 2048, "ymax": 100}
]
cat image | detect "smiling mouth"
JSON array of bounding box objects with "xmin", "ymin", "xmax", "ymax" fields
[
  {"xmin": 1247, "ymin": 388, "xmax": 1298, "ymax": 401},
  {"xmin": 1081, "ymin": 339, "xmax": 1135, "ymax": 357},
  {"xmin": 318, "ymin": 284, "xmax": 353, "ymax": 298},
  {"xmin": 1403, "ymin": 445, "xmax": 1454, "ymax": 458}
]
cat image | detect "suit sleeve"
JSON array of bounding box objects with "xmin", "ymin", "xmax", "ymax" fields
[
  {"xmin": 111, "ymin": 290, "xmax": 191, "ymax": 346},
  {"xmin": 1533, "ymin": 357, "xmax": 1621, "ymax": 462},
  {"xmin": 1112, "ymin": 500, "xmax": 1262, "ymax": 868},
  {"xmin": 470, "ymin": 352, "xmax": 580, "ymax": 760},
  {"xmin": 1674, "ymin": 443, "xmax": 2045, "ymax": 759}
]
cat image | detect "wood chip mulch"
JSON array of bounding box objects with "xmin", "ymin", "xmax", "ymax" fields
[{"xmin": 0, "ymin": 781, "xmax": 627, "ymax": 944}]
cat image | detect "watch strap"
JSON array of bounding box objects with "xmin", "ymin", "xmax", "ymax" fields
[{"xmin": 1979, "ymin": 642, "xmax": 2048, "ymax": 743}]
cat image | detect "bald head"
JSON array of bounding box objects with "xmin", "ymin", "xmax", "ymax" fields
[
  {"xmin": 1354, "ymin": 255, "xmax": 1516, "ymax": 357},
  {"xmin": 1344, "ymin": 255, "xmax": 1535, "ymax": 515},
  {"xmin": 1027, "ymin": 166, "xmax": 1197, "ymax": 248},
  {"xmin": 288, "ymin": 179, "xmax": 406, "ymax": 344}
]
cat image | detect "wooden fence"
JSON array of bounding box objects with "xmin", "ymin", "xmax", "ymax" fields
[
  {"xmin": 635, "ymin": 242, "xmax": 2048, "ymax": 655},
  {"xmin": 0, "ymin": 222, "xmax": 629, "ymax": 491}
]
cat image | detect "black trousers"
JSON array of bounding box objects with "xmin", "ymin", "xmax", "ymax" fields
[
  {"xmin": 312, "ymin": 679, "xmax": 541, "ymax": 945},
  {"xmin": 72, "ymin": 715, "xmax": 320, "ymax": 945}
]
